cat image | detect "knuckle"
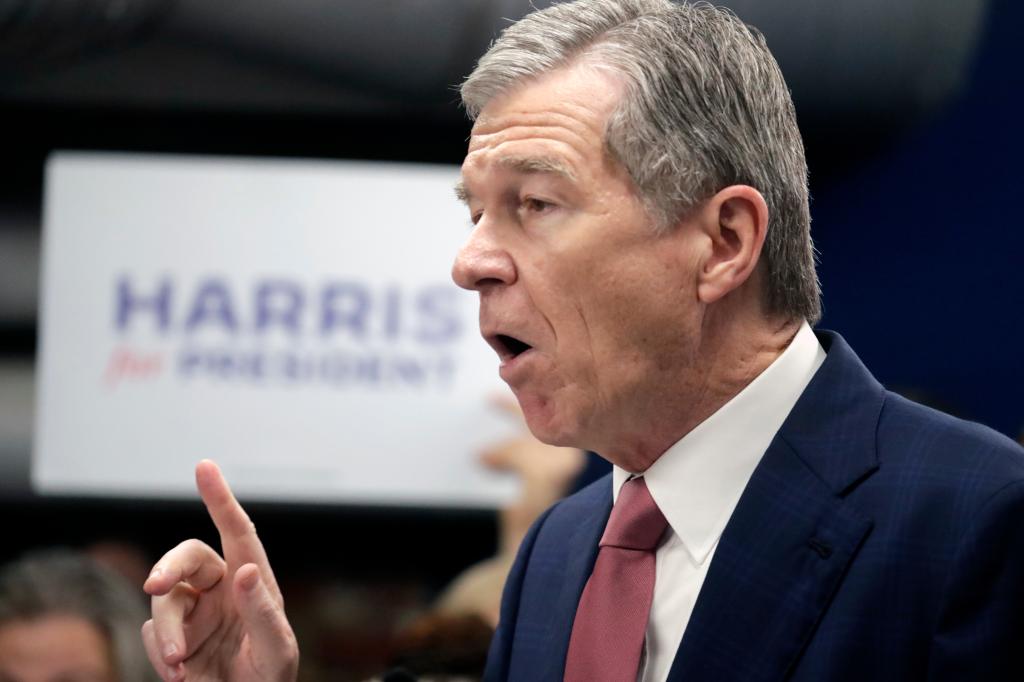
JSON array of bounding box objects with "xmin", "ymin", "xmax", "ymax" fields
[
  {"xmin": 270, "ymin": 633, "xmax": 300, "ymax": 678},
  {"xmin": 255, "ymin": 600, "xmax": 279, "ymax": 625},
  {"xmin": 284, "ymin": 636, "xmax": 300, "ymax": 666},
  {"xmin": 169, "ymin": 582, "xmax": 200, "ymax": 604},
  {"xmin": 261, "ymin": 653, "xmax": 298, "ymax": 681},
  {"xmin": 181, "ymin": 538, "xmax": 210, "ymax": 555}
]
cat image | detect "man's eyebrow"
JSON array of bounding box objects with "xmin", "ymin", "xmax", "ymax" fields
[
  {"xmin": 453, "ymin": 155, "xmax": 576, "ymax": 205},
  {"xmin": 497, "ymin": 155, "xmax": 577, "ymax": 181}
]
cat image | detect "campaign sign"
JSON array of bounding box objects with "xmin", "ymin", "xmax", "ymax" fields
[{"xmin": 35, "ymin": 152, "xmax": 520, "ymax": 507}]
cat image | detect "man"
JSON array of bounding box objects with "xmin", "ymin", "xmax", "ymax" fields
[
  {"xmin": 0, "ymin": 550, "xmax": 158, "ymax": 682},
  {"xmin": 142, "ymin": 1, "xmax": 1024, "ymax": 680}
]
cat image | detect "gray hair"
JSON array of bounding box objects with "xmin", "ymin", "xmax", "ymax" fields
[
  {"xmin": 0, "ymin": 549, "xmax": 157, "ymax": 682},
  {"xmin": 461, "ymin": 0, "xmax": 821, "ymax": 323}
]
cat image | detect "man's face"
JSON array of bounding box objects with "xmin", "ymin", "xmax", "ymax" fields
[
  {"xmin": 0, "ymin": 615, "xmax": 116, "ymax": 682},
  {"xmin": 453, "ymin": 62, "xmax": 705, "ymax": 461}
]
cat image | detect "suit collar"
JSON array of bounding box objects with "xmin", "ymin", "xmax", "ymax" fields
[
  {"xmin": 612, "ymin": 321, "xmax": 826, "ymax": 565},
  {"xmin": 668, "ymin": 330, "xmax": 883, "ymax": 681},
  {"xmin": 777, "ymin": 330, "xmax": 884, "ymax": 496}
]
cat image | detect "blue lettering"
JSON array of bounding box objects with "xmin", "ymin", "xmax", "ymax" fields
[
  {"xmin": 415, "ymin": 287, "xmax": 461, "ymax": 344},
  {"xmin": 382, "ymin": 285, "xmax": 402, "ymax": 341},
  {"xmin": 115, "ymin": 275, "xmax": 172, "ymax": 333},
  {"xmin": 185, "ymin": 279, "xmax": 239, "ymax": 334},
  {"xmin": 178, "ymin": 350, "xmax": 202, "ymax": 377},
  {"xmin": 321, "ymin": 282, "xmax": 370, "ymax": 340},
  {"xmin": 255, "ymin": 280, "xmax": 304, "ymax": 335},
  {"xmin": 393, "ymin": 357, "xmax": 426, "ymax": 385},
  {"xmin": 355, "ymin": 355, "xmax": 381, "ymax": 383}
]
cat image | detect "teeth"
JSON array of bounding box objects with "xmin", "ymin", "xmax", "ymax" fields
[{"xmin": 497, "ymin": 334, "xmax": 531, "ymax": 357}]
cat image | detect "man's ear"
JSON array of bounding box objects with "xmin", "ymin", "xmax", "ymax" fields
[{"xmin": 694, "ymin": 185, "xmax": 769, "ymax": 305}]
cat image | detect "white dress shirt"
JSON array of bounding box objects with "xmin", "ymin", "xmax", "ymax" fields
[{"xmin": 611, "ymin": 321, "xmax": 826, "ymax": 682}]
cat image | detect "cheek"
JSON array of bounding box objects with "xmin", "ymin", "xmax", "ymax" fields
[
  {"xmin": 592, "ymin": 263, "xmax": 682, "ymax": 329},
  {"xmin": 584, "ymin": 267, "xmax": 697, "ymax": 375}
]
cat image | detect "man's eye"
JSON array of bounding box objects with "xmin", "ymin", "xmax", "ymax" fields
[{"xmin": 521, "ymin": 197, "xmax": 554, "ymax": 214}]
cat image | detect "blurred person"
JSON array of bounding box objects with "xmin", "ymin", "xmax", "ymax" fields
[
  {"xmin": 141, "ymin": 0, "xmax": 1024, "ymax": 680},
  {"xmin": 0, "ymin": 549, "xmax": 157, "ymax": 682},
  {"xmin": 433, "ymin": 398, "xmax": 585, "ymax": 629},
  {"xmin": 382, "ymin": 614, "xmax": 494, "ymax": 682},
  {"xmin": 85, "ymin": 541, "xmax": 153, "ymax": 592},
  {"xmin": 383, "ymin": 402, "xmax": 585, "ymax": 679}
]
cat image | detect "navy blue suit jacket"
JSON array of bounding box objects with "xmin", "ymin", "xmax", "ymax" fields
[{"xmin": 484, "ymin": 331, "xmax": 1024, "ymax": 681}]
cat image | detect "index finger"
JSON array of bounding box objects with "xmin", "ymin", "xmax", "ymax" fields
[{"xmin": 195, "ymin": 460, "xmax": 281, "ymax": 599}]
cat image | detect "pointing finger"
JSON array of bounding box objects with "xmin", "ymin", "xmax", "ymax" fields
[
  {"xmin": 233, "ymin": 564, "xmax": 300, "ymax": 678},
  {"xmin": 196, "ymin": 459, "xmax": 256, "ymax": 549},
  {"xmin": 195, "ymin": 460, "xmax": 281, "ymax": 598}
]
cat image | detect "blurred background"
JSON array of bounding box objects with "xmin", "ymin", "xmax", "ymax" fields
[{"xmin": 0, "ymin": 0, "xmax": 1021, "ymax": 679}]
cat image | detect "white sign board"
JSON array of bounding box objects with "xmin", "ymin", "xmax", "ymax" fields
[{"xmin": 35, "ymin": 152, "xmax": 519, "ymax": 507}]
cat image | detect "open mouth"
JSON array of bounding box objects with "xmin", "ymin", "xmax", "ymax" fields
[{"xmin": 493, "ymin": 334, "xmax": 533, "ymax": 360}]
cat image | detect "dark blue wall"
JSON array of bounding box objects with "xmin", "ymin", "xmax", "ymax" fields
[{"xmin": 811, "ymin": 0, "xmax": 1023, "ymax": 438}]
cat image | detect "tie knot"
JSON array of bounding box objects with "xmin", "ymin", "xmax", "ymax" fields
[{"xmin": 600, "ymin": 477, "xmax": 667, "ymax": 551}]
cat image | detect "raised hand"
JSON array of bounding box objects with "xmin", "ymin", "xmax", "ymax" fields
[
  {"xmin": 141, "ymin": 460, "xmax": 298, "ymax": 681},
  {"xmin": 480, "ymin": 395, "xmax": 586, "ymax": 555}
]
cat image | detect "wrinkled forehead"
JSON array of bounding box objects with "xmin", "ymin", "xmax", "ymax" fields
[
  {"xmin": 461, "ymin": 63, "xmax": 628, "ymax": 178},
  {"xmin": 469, "ymin": 60, "xmax": 626, "ymax": 138}
]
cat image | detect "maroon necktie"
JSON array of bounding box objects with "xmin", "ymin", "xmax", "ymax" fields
[{"xmin": 564, "ymin": 477, "xmax": 668, "ymax": 681}]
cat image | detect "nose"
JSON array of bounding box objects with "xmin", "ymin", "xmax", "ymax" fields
[{"xmin": 451, "ymin": 223, "xmax": 516, "ymax": 292}]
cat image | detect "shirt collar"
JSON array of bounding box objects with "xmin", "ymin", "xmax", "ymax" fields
[{"xmin": 612, "ymin": 321, "xmax": 826, "ymax": 565}]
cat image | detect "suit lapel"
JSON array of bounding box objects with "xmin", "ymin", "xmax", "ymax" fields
[
  {"xmin": 666, "ymin": 437, "xmax": 873, "ymax": 681},
  {"xmin": 667, "ymin": 331, "xmax": 884, "ymax": 682}
]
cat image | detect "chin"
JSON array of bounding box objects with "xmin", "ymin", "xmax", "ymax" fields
[
  {"xmin": 528, "ymin": 424, "xmax": 579, "ymax": 448},
  {"xmin": 518, "ymin": 395, "xmax": 583, "ymax": 448}
]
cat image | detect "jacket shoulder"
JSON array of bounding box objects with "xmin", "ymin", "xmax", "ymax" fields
[
  {"xmin": 877, "ymin": 390, "xmax": 1024, "ymax": 486},
  {"xmin": 544, "ymin": 473, "xmax": 613, "ymax": 526}
]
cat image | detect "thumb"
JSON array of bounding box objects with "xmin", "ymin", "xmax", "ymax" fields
[{"xmin": 233, "ymin": 564, "xmax": 299, "ymax": 680}]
